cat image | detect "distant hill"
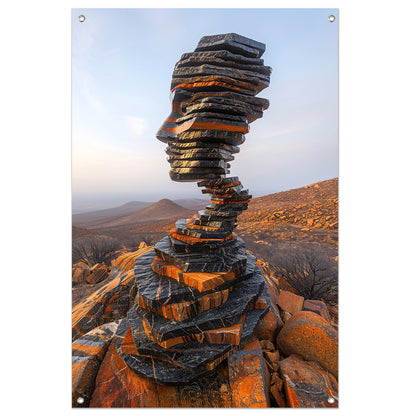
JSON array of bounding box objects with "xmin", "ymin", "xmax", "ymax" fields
[
  {"xmin": 72, "ymin": 198, "xmax": 208, "ymax": 228},
  {"xmin": 73, "ymin": 201, "xmax": 152, "ymax": 226},
  {"xmin": 173, "ymin": 198, "xmax": 209, "ymax": 210},
  {"xmin": 75, "ymin": 199, "xmax": 195, "ymax": 230}
]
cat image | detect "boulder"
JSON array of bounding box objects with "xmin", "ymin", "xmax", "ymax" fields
[
  {"xmin": 276, "ymin": 311, "xmax": 338, "ymax": 378},
  {"xmin": 277, "ymin": 290, "xmax": 304, "ymax": 315},
  {"xmin": 303, "ymin": 299, "xmax": 331, "ymax": 323},
  {"xmin": 279, "ymin": 355, "xmax": 338, "ymax": 408},
  {"xmin": 86, "ymin": 263, "xmax": 110, "ymax": 284},
  {"xmin": 72, "ymin": 262, "xmax": 90, "ymax": 285},
  {"xmin": 253, "ymin": 305, "xmax": 283, "ymax": 342}
]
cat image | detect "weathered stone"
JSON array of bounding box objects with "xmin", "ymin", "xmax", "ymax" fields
[
  {"xmin": 228, "ymin": 337, "xmax": 269, "ymax": 407},
  {"xmin": 154, "ymin": 235, "xmax": 248, "ymax": 273},
  {"xmin": 72, "ymin": 262, "xmax": 90, "ymax": 285},
  {"xmin": 259, "ymin": 339, "xmax": 274, "ymax": 351},
  {"xmin": 72, "ymin": 246, "xmax": 153, "ymax": 341},
  {"xmin": 135, "ymin": 266, "xmax": 265, "ymax": 344},
  {"xmin": 72, "ymin": 322, "xmax": 119, "ymax": 407},
  {"xmin": 253, "ymin": 308, "xmax": 280, "ymax": 342},
  {"xmin": 279, "ymin": 355, "xmax": 338, "ymax": 408},
  {"xmin": 282, "ymin": 311, "xmax": 292, "ymax": 323},
  {"xmin": 86, "ymin": 264, "xmax": 109, "ymax": 284},
  {"xmin": 270, "ymin": 373, "xmax": 286, "ymax": 407},
  {"xmin": 264, "ymin": 350, "xmax": 280, "ymax": 372},
  {"xmin": 277, "ymin": 290, "xmax": 304, "ymax": 315},
  {"xmin": 303, "ymin": 299, "xmax": 331, "ymax": 323},
  {"xmin": 276, "ymin": 311, "xmax": 338, "ymax": 378}
]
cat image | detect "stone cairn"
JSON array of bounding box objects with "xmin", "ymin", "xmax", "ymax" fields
[{"xmin": 114, "ymin": 33, "xmax": 272, "ymax": 384}]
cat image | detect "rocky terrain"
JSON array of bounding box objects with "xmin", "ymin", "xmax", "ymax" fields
[
  {"xmin": 72, "ymin": 244, "xmax": 338, "ymax": 408},
  {"xmin": 72, "ymin": 178, "xmax": 338, "ymax": 407}
]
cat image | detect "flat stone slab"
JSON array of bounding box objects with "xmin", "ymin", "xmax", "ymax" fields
[
  {"xmin": 151, "ymin": 255, "xmax": 246, "ymax": 292},
  {"xmin": 109, "ymin": 286, "xmax": 270, "ymax": 385},
  {"xmin": 171, "ymin": 75, "xmax": 257, "ymax": 96},
  {"xmin": 173, "ymin": 64, "xmax": 265, "ymax": 86},
  {"xmin": 195, "ymin": 34, "xmax": 264, "ymax": 58},
  {"xmin": 134, "ymin": 265, "xmax": 265, "ymax": 343},
  {"xmin": 177, "ymin": 130, "xmax": 246, "ymax": 146},
  {"xmin": 179, "ymin": 49, "xmax": 265, "ymax": 67},
  {"xmin": 154, "ymin": 235, "xmax": 247, "ymax": 272},
  {"xmin": 168, "ymin": 140, "xmax": 240, "ymax": 154},
  {"xmin": 167, "ymin": 147, "xmax": 235, "ymax": 161},
  {"xmin": 175, "ymin": 218, "xmax": 231, "ymax": 239},
  {"xmin": 197, "ymin": 33, "xmax": 266, "ymax": 57},
  {"xmin": 168, "ymin": 232, "xmax": 237, "ymax": 255},
  {"xmin": 134, "ymin": 250, "xmax": 255, "ymax": 309}
]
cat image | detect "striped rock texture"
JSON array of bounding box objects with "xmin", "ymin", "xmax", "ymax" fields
[{"xmin": 72, "ymin": 33, "xmax": 275, "ymax": 406}]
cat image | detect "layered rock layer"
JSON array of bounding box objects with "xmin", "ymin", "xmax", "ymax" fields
[{"xmin": 109, "ymin": 33, "xmax": 272, "ymax": 385}]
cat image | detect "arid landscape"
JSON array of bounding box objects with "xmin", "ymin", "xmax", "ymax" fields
[{"xmin": 72, "ymin": 178, "xmax": 338, "ymax": 320}]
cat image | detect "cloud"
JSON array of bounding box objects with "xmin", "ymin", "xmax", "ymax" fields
[{"xmin": 125, "ymin": 116, "xmax": 147, "ymax": 136}]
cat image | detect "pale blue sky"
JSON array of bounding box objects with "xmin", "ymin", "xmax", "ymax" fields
[{"xmin": 72, "ymin": 8, "xmax": 338, "ymax": 212}]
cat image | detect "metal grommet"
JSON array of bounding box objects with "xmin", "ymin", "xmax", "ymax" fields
[
  {"xmin": 77, "ymin": 397, "xmax": 85, "ymax": 404},
  {"xmin": 328, "ymin": 15, "xmax": 336, "ymax": 23},
  {"xmin": 328, "ymin": 397, "xmax": 335, "ymax": 404},
  {"xmin": 79, "ymin": 15, "xmax": 86, "ymax": 23}
]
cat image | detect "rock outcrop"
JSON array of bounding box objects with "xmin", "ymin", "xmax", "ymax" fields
[{"xmin": 276, "ymin": 311, "xmax": 338, "ymax": 378}]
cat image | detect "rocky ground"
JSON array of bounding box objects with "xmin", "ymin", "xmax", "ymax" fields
[
  {"xmin": 72, "ymin": 244, "xmax": 338, "ymax": 408},
  {"xmin": 72, "ymin": 178, "xmax": 338, "ymax": 407}
]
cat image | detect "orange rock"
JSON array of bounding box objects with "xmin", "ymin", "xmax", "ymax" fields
[
  {"xmin": 303, "ymin": 299, "xmax": 331, "ymax": 323},
  {"xmin": 86, "ymin": 267, "xmax": 108, "ymax": 284},
  {"xmin": 270, "ymin": 384, "xmax": 286, "ymax": 407},
  {"xmin": 72, "ymin": 262, "xmax": 90, "ymax": 285},
  {"xmin": 264, "ymin": 350, "xmax": 280, "ymax": 372},
  {"xmin": 89, "ymin": 340, "xmax": 234, "ymax": 407},
  {"xmin": 228, "ymin": 337, "xmax": 269, "ymax": 407},
  {"xmin": 253, "ymin": 309, "xmax": 279, "ymax": 342},
  {"xmin": 276, "ymin": 311, "xmax": 338, "ymax": 378},
  {"xmin": 259, "ymin": 339, "xmax": 274, "ymax": 351},
  {"xmin": 277, "ymin": 290, "xmax": 304, "ymax": 315},
  {"xmin": 72, "ymin": 322, "xmax": 119, "ymax": 407},
  {"xmin": 279, "ymin": 355, "xmax": 338, "ymax": 408}
]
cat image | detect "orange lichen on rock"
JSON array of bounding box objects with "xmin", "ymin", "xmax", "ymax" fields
[
  {"xmin": 227, "ymin": 337, "xmax": 269, "ymax": 407},
  {"xmin": 89, "ymin": 341, "xmax": 180, "ymax": 407},
  {"xmin": 276, "ymin": 311, "xmax": 338, "ymax": 378},
  {"xmin": 279, "ymin": 354, "xmax": 338, "ymax": 408}
]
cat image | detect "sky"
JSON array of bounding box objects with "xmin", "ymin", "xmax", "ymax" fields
[{"xmin": 72, "ymin": 8, "xmax": 338, "ymax": 213}]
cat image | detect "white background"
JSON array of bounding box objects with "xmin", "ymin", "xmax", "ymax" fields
[{"xmin": 1, "ymin": 0, "xmax": 415, "ymax": 414}]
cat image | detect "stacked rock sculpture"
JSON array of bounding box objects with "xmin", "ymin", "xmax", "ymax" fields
[{"xmin": 114, "ymin": 33, "xmax": 272, "ymax": 385}]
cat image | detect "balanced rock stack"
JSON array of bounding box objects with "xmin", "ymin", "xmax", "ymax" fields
[{"xmin": 114, "ymin": 33, "xmax": 272, "ymax": 385}]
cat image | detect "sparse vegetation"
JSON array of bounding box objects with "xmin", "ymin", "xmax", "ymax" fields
[
  {"xmin": 72, "ymin": 235, "xmax": 122, "ymax": 266},
  {"xmin": 270, "ymin": 248, "xmax": 338, "ymax": 307}
]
